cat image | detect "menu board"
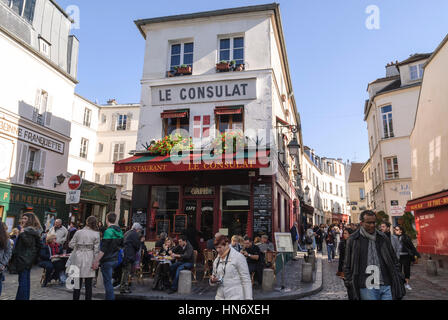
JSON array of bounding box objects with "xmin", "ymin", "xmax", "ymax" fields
[
  {"xmin": 253, "ymin": 184, "xmax": 272, "ymax": 237},
  {"xmin": 156, "ymin": 219, "xmax": 170, "ymax": 235},
  {"xmin": 173, "ymin": 215, "xmax": 187, "ymax": 234},
  {"xmin": 132, "ymin": 209, "xmax": 147, "ymax": 225}
]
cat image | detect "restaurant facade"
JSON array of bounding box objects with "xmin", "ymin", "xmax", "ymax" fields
[{"xmin": 115, "ymin": 4, "xmax": 305, "ymax": 248}]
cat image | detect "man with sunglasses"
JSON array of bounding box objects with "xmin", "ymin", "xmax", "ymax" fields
[{"xmin": 343, "ymin": 210, "xmax": 406, "ymax": 300}]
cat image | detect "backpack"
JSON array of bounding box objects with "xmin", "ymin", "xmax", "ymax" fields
[{"xmin": 305, "ymin": 235, "xmax": 313, "ymax": 245}]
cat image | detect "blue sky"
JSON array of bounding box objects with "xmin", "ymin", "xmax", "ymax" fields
[{"xmin": 58, "ymin": 0, "xmax": 448, "ymax": 163}]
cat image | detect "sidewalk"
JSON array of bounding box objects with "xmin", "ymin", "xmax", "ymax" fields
[{"xmin": 54, "ymin": 252, "xmax": 323, "ymax": 300}]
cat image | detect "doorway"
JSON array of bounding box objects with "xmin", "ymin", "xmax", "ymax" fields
[{"xmin": 183, "ymin": 199, "xmax": 215, "ymax": 243}]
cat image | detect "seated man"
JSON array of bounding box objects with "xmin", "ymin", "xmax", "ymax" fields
[
  {"xmin": 38, "ymin": 234, "xmax": 65, "ymax": 287},
  {"xmin": 168, "ymin": 235, "xmax": 194, "ymax": 294},
  {"xmin": 257, "ymin": 235, "xmax": 275, "ymax": 253},
  {"xmin": 241, "ymin": 236, "xmax": 263, "ymax": 286}
]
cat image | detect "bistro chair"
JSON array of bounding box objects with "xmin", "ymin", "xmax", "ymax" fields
[
  {"xmin": 150, "ymin": 247, "xmax": 162, "ymax": 277},
  {"xmin": 135, "ymin": 249, "xmax": 152, "ymax": 283},
  {"xmin": 202, "ymin": 249, "xmax": 217, "ymax": 280}
]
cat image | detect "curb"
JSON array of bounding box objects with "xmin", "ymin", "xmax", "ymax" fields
[{"xmin": 54, "ymin": 255, "xmax": 324, "ymax": 300}]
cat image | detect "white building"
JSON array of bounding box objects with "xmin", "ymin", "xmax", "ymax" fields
[
  {"xmin": 301, "ymin": 146, "xmax": 348, "ymax": 226},
  {"xmin": 115, "ymin": 4, "xmax": 304, "ymax": 241},
  {"xmin": 364, "ymin": 53, "xmax": 431, "ymax": 225},
  {"xmin": 0, "ymin": 0, "xmax": 79, "ymax": 225}
]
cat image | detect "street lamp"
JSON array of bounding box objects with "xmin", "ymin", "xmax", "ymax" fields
[
  {"xmin": 54, "ymin": 174, "xmax": 66, "ymax": 188},
  {"xmin": 287, "ymin": 136, "xmax": 300, "ymax": 158}
]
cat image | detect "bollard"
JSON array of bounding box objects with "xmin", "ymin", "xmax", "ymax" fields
[
  {"xmin": 426, "ymin": 259, "xmax": 438, "ymax": 276},
  {"xmin": 302, "ymin": 262, "xmax": 313, "ymax": 283},
  {"xmin": 309, "ymin": 254, "xmax": 316, "ymax": 271},
  {"xmin": 262, "ymin": 269, "xmax": 275, "ymax": 292},
  {"xmin": 178, "ymin": 270, "xmax": 192, "ymax": 295}
]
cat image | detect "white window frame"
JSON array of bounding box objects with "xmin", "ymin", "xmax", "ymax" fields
[
  {"xmin": 381, "ymin": 105, "xmax": 394, "ymax": 139},
  {"xmin": 359, "ymin": 188, "xmax": 365, "ymax": 200},
  {"xmin": 169, "ymin": 41, "xmax": 194, "ymax": 71},
  {"xmin": 410, "ymin": 63, "xmax": 424, "ymax": 81},
  {"xmin": 5, "ymin": 0, "xmax": 36, "ymax": 22},
  {"xmin": 33, "ymin": 90, "xmax": 48, "ymax": 125},
  {"xmin": 77, "ymin": 170, "xmax": 86, "ymax": 179},
  {"xmin": 384, "ymin": 157, "xmax": 399, "ymax": 180},
  {"xmin": 116, "ymin": 114, "xmax": 127, "ymax": 131},
  {"xmin": 39, "ymin": 37, "xmax": 50, "ymax": 57},
  {"xmin": 112, "ymin": 143, "xmax": 125, "ymax": 162},
  {"xmin": 98, "ymin": 143, "xmax": 104, "ymax": 153},
  {"xmin": 80, "ymin": 138, "xmax": 89, "ymax": 159},
  {"xmin": 83, "ymin": 108, "xmax": 92, "ymax": 127},
  {"xmin": 218, "ymin": 35, "xmax": 245, "ymax": 65}
]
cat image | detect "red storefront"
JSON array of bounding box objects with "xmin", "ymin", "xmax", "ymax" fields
[
  {"xmin": 406, "ymin": 190, "xmax": 448, "ymax": 259},
  {"xmin": 114, "ymin": 150, "xmax": 294, "ymax": 250}
]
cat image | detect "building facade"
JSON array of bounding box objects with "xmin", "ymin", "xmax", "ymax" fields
[
  {"xmin": 301, "ymin": 147, "xmax": 348, "ymax": 226},
  {"xmin": 115, "ymin": 4, "xmax": 304, "ymax": 245},
  {"xmin": 347, "ymin": 162, "xmax": 366, "ymax": 223},
  {"xmin": 406, "ymin": 34, "xmax": 448, "ymax": 265},
  {"xmin": 364, "ymin": 53, "xmax": 431, "ymax": 225},
  {"xmin": 0, "ymin": 0, "xmax": 78, "ymax": 227}
]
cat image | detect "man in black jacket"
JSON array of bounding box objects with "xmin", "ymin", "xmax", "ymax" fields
[
  {"xmin": 168, "ymin": 235, "xmax": 194, "ymax": 294},
  {"xmin": 380, "ymin": 222, "xmax": 392, "ymax": 240},
  {"xmin": 120, "ymin": 223, "xmax": 143, "ymax": 294},
  {"xmin": 343, "ymin": 210, "xmax": 406, "ymax": 300}
]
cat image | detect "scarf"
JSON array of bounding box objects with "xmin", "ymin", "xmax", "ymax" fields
[
  {"xmin": 49, "ymin": 242, "xmax": 59, "ymax": 256},
  {"xmin": 360, "ymin": 227, "xmax": 383, "ymax": 285}
]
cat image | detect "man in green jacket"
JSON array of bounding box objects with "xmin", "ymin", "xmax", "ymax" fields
[{"xmin": 93, "ymin": 212, "xmax": 123, "ymax": 300}]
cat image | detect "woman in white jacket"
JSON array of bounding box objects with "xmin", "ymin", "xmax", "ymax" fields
[
  {"xmin": 209, "ymin": 235, "xmax": 253, "ymax": 300},
  {"xmin": 68, "ymin": 216, "xmax": 100, "ymax": 300}
]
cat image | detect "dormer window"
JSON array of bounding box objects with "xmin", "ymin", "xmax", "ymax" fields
[
  {"xmin": 4, "ymin": 0, "xmax": 36, "ymax": 23},
  {"xmin": 409, "ymin": 64, "xmax": 424, "ymax": 80}
]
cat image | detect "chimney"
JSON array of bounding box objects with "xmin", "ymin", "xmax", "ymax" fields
[
  {"xmin": 385, "ymin": 61, "xmax": 399, "ymax": 77},
  {"xmin": 107, "ymin": 99, "xmax": 117, "ymax": 105}
]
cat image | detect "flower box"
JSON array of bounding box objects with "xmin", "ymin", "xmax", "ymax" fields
[
  {"xmin": 216, "ymin": 62, "xmax": 231, "ymax": 72},
  {"xmin": 175, "ymin": 65, "xmax": 192, "ymax": 75}
]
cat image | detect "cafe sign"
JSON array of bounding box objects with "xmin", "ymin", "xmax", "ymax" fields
[
  {"xmin": 0, "ymin": 117, "xmax": 65, "ymax": 154},
  {"xmin": 407, "ymin": 196, "xmax": 448, "ymax": 211},
  {"xmin": 151, "ymin": 78, "xmax": 257, "ymax": 106}
]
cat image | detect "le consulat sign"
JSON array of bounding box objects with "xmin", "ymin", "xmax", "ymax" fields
[{"xmin": 151, "ymin": 78, "xmax": 257, "ymax": 106}]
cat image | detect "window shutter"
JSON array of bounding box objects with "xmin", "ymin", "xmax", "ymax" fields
[
  {"xmin": 38, "ymin": 151, "xmax": 46, "ymax": 186},
  {"xmin": 33, "ymin": 150, "xmax": 41, "ymax": 172},
  {"xmin": 18, "ymin": 144, "xmax": 29, "ymax": 183},
  {"xmin": 126, "ymin": 113, "xmax": 132, "ymax": 130},
  {"xmin": 45, "ymin": 95, "xmax": 53, "ymax": 126},
  {"xmin": 33, "ymin": 90, "xmax": 40, "ymax": 122},
  {"xmin": 111, "ymin": 114, "xmax": 117, "ymax": 131}
]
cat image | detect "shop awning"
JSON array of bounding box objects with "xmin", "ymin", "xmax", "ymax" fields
[
  {"xmin": 406, "ymin": 190, "xmax": 448, "ymax": 212},
  {"xmin": 301, "ymin": 203, "xmax": 314, "ymax": 215},
  {"xmin": 161, "ymin": 110, "xmax": 189, "ymax": 119},
  {"xmin": 214, "ymin": 107, "xmax": 243, "ymax": 115},
  {"xmin": 114, "ymin": 150, "xmax": 271, "ymax": 174}
]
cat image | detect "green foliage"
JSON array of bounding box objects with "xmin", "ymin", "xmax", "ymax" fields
[
  {"xmin": 401, "ymin": 212, "xmax": 417, "ymax": 240},
  {"xmin": 375, "ymin": 211, "xmax": 389, "ymax": 227}
]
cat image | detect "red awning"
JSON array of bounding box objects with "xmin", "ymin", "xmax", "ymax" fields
[
  {"xmin": 161, "ymin": 111, "xmax": 188, "ymax": 119},
  {"xmin": 215, "ymin": 107, "xmax": 243, "ymax": 115}
]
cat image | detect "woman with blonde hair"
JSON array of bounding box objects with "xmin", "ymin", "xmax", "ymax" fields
[
  {"xmin": 10, "ymin": 212, "xmax": 42, "ymax": 300},
  {"xmin": 68, "ymin": 216, "xmax": 100, "ymax": 300}
]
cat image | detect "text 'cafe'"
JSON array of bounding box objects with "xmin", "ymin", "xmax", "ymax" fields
[{"xmin": 114, "ymin": 150, "xmax": 294, "ymax": 250}]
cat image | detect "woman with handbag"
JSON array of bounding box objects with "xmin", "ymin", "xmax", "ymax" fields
[
  {"xmin": 68, "ymin": 216, "xmax": 100, "ymax": 300},
  {"xmin": 391, "ymin": 226, "xmax": 421, "ymax": 291}
]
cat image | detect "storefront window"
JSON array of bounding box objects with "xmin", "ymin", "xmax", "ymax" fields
[
  {"xmin": 151, "ymin": 186, "xmax": 180, "ymax": 234},
  {"xmin": 221, "ymin": 185, "xmax": 250, "ymax": 237}
]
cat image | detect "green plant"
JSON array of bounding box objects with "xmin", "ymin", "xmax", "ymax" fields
[
  {"xmin": 375, "ymin": 211, "xmax": 390, "ymax": 227},
  {"xmin": 211, "ymin": 131, "xmax": 246, "ymax": 155},
  {"xmin": 180, "ymin": 64, "xmax": 188, "ymax": 68},
  {"xmin": 218, "ymin": 60, "xmax": 229, "ymax": 64},
  {"xmin": 401, "ymin": 212, "xmax": 417, "ymax": 240},
  {"xmin": 26, "ymin": 170, "xmax": 42, "ymax": 180},
  {"xmin": 230, "ymin": 60, "xmax": 236, "ymax": 65},
  {"xmin": 147, "ymin": 134, "xmax": 194, "ymax": 156}
]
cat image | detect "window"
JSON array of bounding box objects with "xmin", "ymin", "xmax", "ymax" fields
[
  {"xmin": 340, "ymin": 186, "xmax": 343, "ymax": 198},
  {"xmin": 151, "ymin": 186, "xmax": 180, "ymax": 235},
  {"xmin": 98, "ymin": 143, "xmax": 103, "ymax": 153},
  {"xmin": 410, "ymin": 64, "xmax": 424, "ymax": 81},
  {"xmin": 77, "ymin": 170, "xmax": 85, "ymax": 179},
  {"xmin": 219, "ymin": 37, "xmax": 244, "ymax": 66},
  {"xmin": 33, "ymin": 90, "xmax": 48, "ymax": 125},
  {"xmin": 373, "ymin": 168, "xmax": 377, "ymax": 186},
  {"xmin": 95, "ymin": 173, "xmax": 100, "ymax": 183},
  {"xmin": 370, "ymin": 136, "xmax": 374, "ymax": 155},
  {"xmin": 101, "ymin": 114, "xmax": 107, "ymax": 123},
  {"xmin": 108, "ymin": 173, "xmax": 115, "ymax": 184},
  {"xmin": 27, "ymin": 149, "xmax": 36, "ymax": 172},
  {"xmin": 119, "ymin": 174, "xmax": 127, "ymax": 188},
  {"xmin": 39, "ymin": 37, "xmax": 50, "ymax": 57},
  {"xmin": 162, "ymin": 111, "xmax": 190, "ymax": 136},
  {"xmin": 170, "ymin": 42, "xmax": 194, "ymax": 72},
  {"xmin": 377, "ymin": 163, "xmax": 381, "ymax": 184},
  {"xmin": 384, "ymin": 157, "xmax": 399, "ymax": 180},
  {"xmin": 381, "ymin": 105, "xmax": 394, "ymax": 139},
  {"xmin": 329, "ymin": 183, "xmax": 333, "ymax": 194},
  {"xmin": 221, "ymin": 185, "xmax": 250, "ymax": 238},
  {"xmin": 359, "ymin": 188, "xmax": 365, "ymax": 200},
  {"xmin": 116, "ymin": 114, "xmax": 127, "ymax": 131},
  {"xmin": 83, "ymin": 108, "xmax": 92, "ymax": 127},
  {"xmin": 80, "ymin": 138, "xmax": 89, "ymax": 159},
  {"xmin": 336, "ymin": 185, "xmax": 339, "ymax": 196},
  {"xmin": 113, "ymin": 143, "xmax": 125, "ymax": 162},
  {"xmin": 216, "ymin": 107, "xmax": 244, "ymax": 133},
  {"xmin": 4, "ymin": 0, "xmax": 36, "ymax": 22}
]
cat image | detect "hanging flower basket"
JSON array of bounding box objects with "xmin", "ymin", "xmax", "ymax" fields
[
  {"xmin": 147, "ymin": 135, "xmax": 194, "ymax": 156},
  {"xmin": 211, "ymin": 131, "xmax": 246, "ymax": 155},
  {"xmin": 25, "ymin": 170, "xmax": 42, "ymax": 181},
  {"xmin": 174, "ymin": 65, "xmax": 192, "ymax": 75},
  {"xmin": 216, "ymin": 61, "xmax": 231, "ymax": 72}
]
